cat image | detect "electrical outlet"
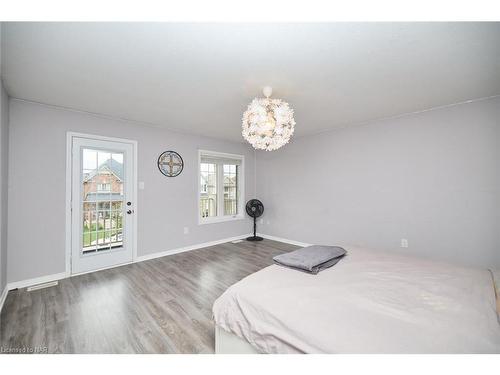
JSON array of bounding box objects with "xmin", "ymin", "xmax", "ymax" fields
[
  {"xmin": 183, "ymin": 227, "xmax": 189, "ymax": 234},
  {"xmin": 138, "ymin": 181, "xmax": 145, "ymax": 190},
  {"xmin": 401, "ymin": 238, "xmax": 408, "ymax": 248},
  {"xmin": 266, "ymin": 220, "xmax": 270, "ymax": 225},
  {"xmin": 259, "ymin": 218, "xmax": 264, "ymax": 224}
]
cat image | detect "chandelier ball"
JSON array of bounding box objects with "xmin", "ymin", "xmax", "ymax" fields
[{"xmin": 242, "ymin": 89, "xmax": 296, "ymax": 151}]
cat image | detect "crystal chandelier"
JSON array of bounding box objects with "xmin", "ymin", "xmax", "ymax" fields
[{"xmin": 242, "ymin": 86, "xmax": 296, "ymax": 151}]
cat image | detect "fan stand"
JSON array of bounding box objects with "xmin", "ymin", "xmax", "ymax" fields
[{"xmin": 246, "ymin": 216, "xmax": 263, "ymax": 241}]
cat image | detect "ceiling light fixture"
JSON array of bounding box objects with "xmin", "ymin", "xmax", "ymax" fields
[{"xmin": 242, "ymin": 86, "xmax": 296, "ymax": 151}]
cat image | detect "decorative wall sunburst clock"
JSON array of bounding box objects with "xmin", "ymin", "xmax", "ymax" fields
[{"xmin": 157, "ymin": 151, "xmax": 184, "ymax": 177}]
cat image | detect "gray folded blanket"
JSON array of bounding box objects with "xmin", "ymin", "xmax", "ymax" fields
[{"xmin": 273, "ymin": 245, "xmax": 346, "ymax": 274}]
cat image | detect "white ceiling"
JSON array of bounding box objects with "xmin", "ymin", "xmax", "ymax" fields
[{"xmin": 2, "ymin": 22, "xmax": 500, "ymax": 142}]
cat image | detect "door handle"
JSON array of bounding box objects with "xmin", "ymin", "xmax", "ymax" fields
[{"xmin": 127, "ymin": 210, "xmax": 134, "ymax": 214}]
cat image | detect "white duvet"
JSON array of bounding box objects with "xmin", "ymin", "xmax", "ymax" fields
[{"xmin": 212, "ymin": 246, "xmax": 500, "ymax": 353}]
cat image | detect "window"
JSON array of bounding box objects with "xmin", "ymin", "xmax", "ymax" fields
[
  {"xmin": 97, "ymin": 183, "xmax": 111, "ymax": 192},
  {"xmin": 223, "ymin": 164, "xmax": 238, "ymax": 216},
  {"xmin": 200, "ymin": 162, "xmax": 217, "ymax": 218},
  {"xmin": 199, "ymin": 150, "xmax": 244, "ymax": 224}
]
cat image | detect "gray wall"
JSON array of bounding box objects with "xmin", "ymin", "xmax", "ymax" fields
[
  {"xmin": 5, "ymin": 90, "xmax": 500, "ymax": 284},
  {"xmin": 1, "ymin": 22, "xmax": 9, "ymax": 293},
  {"xmin": 7, "ymin": 99, "xmax": 255, "ymax": 283},
  {"xmin": 0, "ymin": 80, "xmax": 8, "ymax": 293},
  {"xmin": 256, "ymin": 96, "xmax": 500, "ymax": 268}
]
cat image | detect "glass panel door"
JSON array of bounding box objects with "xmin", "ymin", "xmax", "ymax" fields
[{"xmin": 71, "ymin": 136, "xmax": 135, "ymax": 275}]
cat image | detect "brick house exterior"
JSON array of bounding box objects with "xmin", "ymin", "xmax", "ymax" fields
[
  {"xmin": 82, "ymin": 159, "xmax": 124, "ymax": 241},
  {"xmin": 83, "ymin": 158, "xmax": 123, "ymax": 201}
]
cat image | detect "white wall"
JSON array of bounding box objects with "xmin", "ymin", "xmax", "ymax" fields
[
  {"xmin": 7, "ymin": 99, "xmax": 255, "ymax": 284},
  {"xmin": 256, "ymin": 96, "xmax": 500, "ymax": 268}
]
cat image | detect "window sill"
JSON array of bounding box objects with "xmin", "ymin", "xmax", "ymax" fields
[{"xmin": 198, "ymin": 215, "xmax": 245, "ymax": 225}]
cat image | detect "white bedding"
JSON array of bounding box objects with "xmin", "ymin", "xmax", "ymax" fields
[{"xmin": 213, "ymin": 246, "xmax": 500, "ymax": 353}]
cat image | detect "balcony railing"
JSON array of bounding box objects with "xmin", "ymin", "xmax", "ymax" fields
[
  {"xmin": 200, "ymin": 196, "xmax": 216, "ymax": 218},
  {"xmin": 224, "ymin": 199, "xmax": 237, "ymax": 215},
  {"xmin": 200, "ymin": 196, "xmax": 237, "ymax": 217}
]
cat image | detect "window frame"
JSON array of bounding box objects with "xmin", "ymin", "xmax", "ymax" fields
[{"xmin": 198, "ymin": 149, "xmax": 245, "ymax": 225}]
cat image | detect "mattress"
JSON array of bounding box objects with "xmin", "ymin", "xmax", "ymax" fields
[{"xmin": 212, "ymin": 246, "xmax": 500, "ymax": 353}]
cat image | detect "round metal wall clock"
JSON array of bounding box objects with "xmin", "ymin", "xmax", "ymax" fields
[{"xmin": 157, "ymin": 151, "xmax": 184, "ymax": 177}]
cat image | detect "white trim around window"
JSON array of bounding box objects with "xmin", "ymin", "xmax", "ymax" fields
[{"xmin": 198, "ymin": 149, "xmax": 245, "ymax": 225}]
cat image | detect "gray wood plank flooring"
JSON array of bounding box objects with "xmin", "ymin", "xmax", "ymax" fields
[{"xmin": 0, "ymin": 239, "xmax": 297, "ymax": 354}]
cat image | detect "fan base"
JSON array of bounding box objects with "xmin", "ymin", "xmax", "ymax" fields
[{"xmin": 246, "ymin": 236, "xmax": 263, "ymax": 242}]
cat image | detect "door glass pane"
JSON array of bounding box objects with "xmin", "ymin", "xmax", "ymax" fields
[
  {"xmin": 82, "ymin": 148, "xmax": 124, "ymax": 254},
  {"xmin": 200, "ymin": 162, "xmax": 217, "ymax": 218},
  {"xmin": 223, "ymin": 164, "xmax": 238, "ymax": 215}
]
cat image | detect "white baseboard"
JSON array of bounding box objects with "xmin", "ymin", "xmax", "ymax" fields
[
  {"xmin": 7, "ymin": 272, "xmax": 68, "ymax": 291},
  {"xmin": 5, "ymin": 233, "xmax": 305, "ymax": 292},
  {"xmin": 136, "ymin": 233, "xmax": 252, "ymax": 262},
  {"xmin": 0, "ymin": 285, "xmax": 8, "ymax": 314},
  {"xmin": 7, "ymin": 234, "xmax": 252, "ymax": 290},
  {"xmin": 257, "ymin": 233, "xmax": 311, "ymax": 248}
]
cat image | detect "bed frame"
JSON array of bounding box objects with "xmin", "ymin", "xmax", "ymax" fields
[{"xmin": 215, "ymin": 325, "xmax": 259, "ymax": 354}]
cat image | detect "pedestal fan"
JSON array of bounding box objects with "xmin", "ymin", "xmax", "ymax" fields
[{"xmin": 246, "ymin": 199, "xmax": 264, "ymax": 241}]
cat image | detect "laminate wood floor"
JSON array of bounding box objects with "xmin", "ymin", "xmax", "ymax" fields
[{"xmin": 0, "ymin": 239, "xmax": 297, "ymax": 354}]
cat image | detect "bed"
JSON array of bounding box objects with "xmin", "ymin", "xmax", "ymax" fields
[{"xmin": 213, "ymin": 246, "xmax": 500, "ymax": 354}]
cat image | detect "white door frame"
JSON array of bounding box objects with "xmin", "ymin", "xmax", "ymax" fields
[{"xmin": 65, "ymin": 132, "xmax": 138, "ymax": 276}]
